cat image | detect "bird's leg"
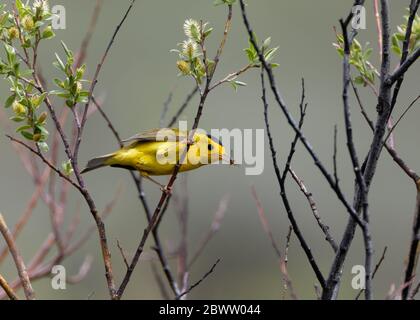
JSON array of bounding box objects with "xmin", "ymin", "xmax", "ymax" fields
[{"xmin": 140, "ymin": 173, "xmax": 172, "ymax": 195}]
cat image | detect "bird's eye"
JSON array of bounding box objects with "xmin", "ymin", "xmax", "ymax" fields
[{"xmin": 208, "ymin": 144, "xmax": 214, "ymax": 151}]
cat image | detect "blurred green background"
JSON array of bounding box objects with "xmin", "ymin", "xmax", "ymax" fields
[{"xmin": 0, "ymin": 0, "xmax": 419, "ymax": 300}]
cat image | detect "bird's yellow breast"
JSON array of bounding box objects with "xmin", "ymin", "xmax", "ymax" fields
[{"xmin": 108, "ymin": 141, "xmax": 204, "ymax": 176}]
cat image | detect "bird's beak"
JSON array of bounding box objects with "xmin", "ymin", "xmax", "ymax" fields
[{"xmin": 219, "ymin": 153, "xmax": 236, "ymax": 165}]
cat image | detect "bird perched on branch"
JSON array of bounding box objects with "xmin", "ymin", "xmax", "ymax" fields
[{"xmin": 81, "ymin": 128, "xmax": 233, "ymax": 192}]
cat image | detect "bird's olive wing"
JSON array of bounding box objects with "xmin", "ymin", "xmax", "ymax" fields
[{"xmin": 122, "ymin": 128, "xmax": 187, "ymax": 144}]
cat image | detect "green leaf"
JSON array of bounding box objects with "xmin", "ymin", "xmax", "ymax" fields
[
  {"xmin": 20, "ymin": 69, "xmax": 35, "ymax": 78},
  {"xmin": 264, "ymin": 47, "xmax": 278, "ymax": 62},
  {"xmin": 10, "ymin": 116, "xmax": 26, "ymax": 122},
  {"xmin": 392, "ymin": 45, "xmax": 402, "ymax": 56},
  {"xmin": 35, "ymin": 124, "xmax": 49, "ymax": 136},
  {"xmin": 244, "ymin": 48, "xmax": 257, "ymax": 63},
  {"xmin": 190, "ymin": 24, "xmax": 201, "ymax": 42},
  {"xmin": 20, "ymin": 130, "xmax": 34, "ymax": 140},
  {"xmin": 61, "ymin": 41, "xmax": 73, "ymax": 59},
  {"xmin": 364, "ymin": 48, "xmax": 373, "ymax": 59},
  {"xmin": 41, "ymin": 26, "xmax": 55, "ymax": 39},
  {"xmin": 4, "ymin": 43, "xmax": 16, "ymax": 65},
  {"xmin": 76, "ymin": 64, "xmax": 86, "ymax": 80},
  {"xmin": 53, "ymin": 78, "xmax": 65, "ymax": 89},
  {"xmin": 392, "ymin": 34, "xmax": 399, "ymax": 47},
  {"xmin": 395, "ymin": 33, "xmax": 405, "ymax": 41},
  {"xmin": 354, "ymin": 75, "xmax": 365, "ymax": 85},
  {"xmin": 230, "ymin": 80, "xmax": 246, "ymax": 91},
  {"xmin": 230, "ymin": 81, "xmax": 238, "ymax": 91},
  {"xmin": 66, "ymin": 99, "xmax": 75, "ymax": 108},
  {"xmin": 54, "ymin": 53, "xmax": 65, "ymax": 72},
  {"xmin": 15, "ymin": 0, "xmax": 24, "ymax": 16},
  {"xmin": 336, "ymin": 47, "xmax": 344, "ymax": 57},
  {"xmin": 49, "ymin": 90, "xmax": 70, "ymax": 98},
  {"xmin": 16, "ymin": 124, "xmax": 32, "ymax": 132},
  {"xmin": 5, "ymin": 94, "xmax": 16, "ymax": 108},
  {"xmin": 31, "ymin": 92, "xmax": 47, "ymax": 108},
  {"xmin": 203, "ymin": 27, "xmax": 213, "ymax": 39}
]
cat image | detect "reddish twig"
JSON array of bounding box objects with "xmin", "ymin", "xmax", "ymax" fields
[
  {"xmin": 188, "ymin": 195, "xmax": 229, "ymax": 270},
  {"xmin": 0, "ymin": 213, "xmax": 35, "ymax": 300},
  {"xmin": 251, "ymin": 187, "xmax": 297, "ymax": 300}
]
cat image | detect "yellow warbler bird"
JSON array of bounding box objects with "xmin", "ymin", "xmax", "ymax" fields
[{"xmin": 81, "ymin": 128, "xmax": 233, "ymax": 191}]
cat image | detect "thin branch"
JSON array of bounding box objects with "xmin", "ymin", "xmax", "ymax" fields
[
  {"xmin": 352, "ymin": 81, "xmax": 419, "ymax": 182},
  {"xmin": 280, "ymin": 78, "xmax": 307, "ymax": 184},
  {"xmin": 410, "ymin": 281, "xmax": 420, "ymax": 299},
  {"xmin": 383, "ymin": 94, "xmax": 420, "ymax": 147},
  {"xmin": 117, "ymin": 240, "xmax": 130, "ymax": 270},
  {"xmin": 388, "ymin": 0, "xmax": 420, "ymax": 115},
  {"xmin": 340, "ymin": 17, "xmax": 373, "ymax": 300},
  {"xmin": 64, "ymin": 186, "xmax": 121, "ymax": 256},
  {"xmin": 92, "ymin": 97, "xmax": 123, "ymax": 147},
  {"xmin": 115, "ymin": 4, "xmax": 234, "ymax": 300},
  {"xmin": 75, "ymin": 0, "xmax": 137, "ymax": 160},
  {"xmin": 150, "ymin": 261, "xmax": 170, "ymax": 300},
  {"xmin": 282, "ymin": 226, "xmax": 296, "ymax": 299},
  {"xmin": 175, "ymin": 259, "xmax": 221, "ymax": 300},
  {"xmin": 12, "ymin": 0, "xmax": 118, "ymax": 297},
  {"xmin": 209, "ymin": 64, "xmax": 254, "ymax": 91},
  {"xmin": 75, "ymin": 0, "xmax": 104, "ymax": 68},
  {"xmin": 160, "ymin": 88, "xmax": 175, "ymax": 128},
  {"xmin": 6, "ymin": 135, "xmax": 81, "ymax": 192},
  {"xmin": 0, "ymin": 213, "xmax": 35, "ymax": 300},
  {"xmin": 386, "ymin": 46, "xmax": 420, "ymax": 87},
  {"xmin": 402, "ymin": 182, "xmax": 420, "ymax": 299},
  {"xmin": 259, "ymin": 68, "xmax": 326, "ymax": 289},
  {"xmin": 188, "ymin": 195, "xmax": 229, "ymax": 270},
  {"xmin": 67, "ymin": 0, "xmax": 138, "ymax": 298},
  {"xmin": 239, "ymin": 0, "xmax": 363, "ymax": 229},
  {"xmin": 167, "ymin": 87, "xmax": 199, "ymax": 127},
  {"xmin": 0, "ymin": 273, "xmax": 19, "ymax": 300},
  {"xmin": 323, "ymin": 0, "xmax": 393, "ymax": 300},
  {"xmin": 355, "ymin": 246, "xmax": 388, "ymax": 300},
  {"xmin": 288, "ymin": 169, "xmax": 338, "ymax": 252},
  {"xmin": 251, "ymin": 187, "xmax": 298, "ymax": 300},
  {"xmin": 66, "ymin": 255, "xmax": 93, "ymax": 284},
  {"xmin": 0, "ymin": 168, "xmax": 50, "ymax": 264},
  {"xmin": 92, "ymin": 97, "xmax": 180, "ymax": 297},
  {"xmin": 333, "ymin": 125, "xmax": 339, "ymax": 186},
  {"xmin": 251, "ymin": 186, "xmax": 281, "ymax": 258},
  {"xmin": 174, "ymin": 175, "xmax": 189, "ymax": 293}
]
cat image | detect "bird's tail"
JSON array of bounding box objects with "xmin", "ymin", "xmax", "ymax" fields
[{"xmin": 81, "ymin": 153, "xmax": 115, "ymax": 174}]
